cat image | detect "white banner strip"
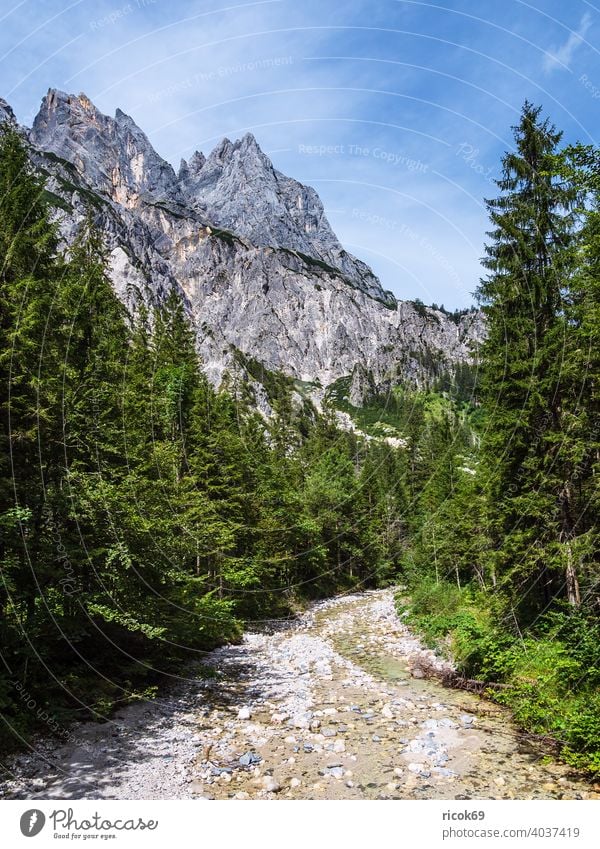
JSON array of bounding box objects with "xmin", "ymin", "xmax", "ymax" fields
[{"xmin": 0, "ymin": 800, "xmax": 598, "ymax": 848}]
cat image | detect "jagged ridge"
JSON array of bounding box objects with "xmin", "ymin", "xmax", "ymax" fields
[{"xmin": 1, "ymin": 89, "xmax": 484, "ymax": 400}]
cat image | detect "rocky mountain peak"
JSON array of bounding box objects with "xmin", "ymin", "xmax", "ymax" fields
[
  {"xmin": 178, "ymin": 150, "xmax": 206, "ymax": 187},
  {"xmin": 1, "ymin": 89, "xmax": 480, "ymax": 398},
  {"xmin": 31, "ymin": 89, "xmax": 181, "ymax": 206},
  {"xmin": 188, "ymin": 150, "xmax": 207, "ymax": 172},
  {"xmin": 26, "ymin": 89, "xmax": 392, "ymax": 302},
  {"xmin": 0, "ymin": 97, "xmax": 16, "ymax": 124},
  {"xmin": 179, "ymin": 129, "xmax": 393, "ymax": 301}
]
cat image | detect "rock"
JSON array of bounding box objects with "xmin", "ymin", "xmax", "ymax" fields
[
  {"xmin": 290, "ymin": 778, "xmax": 301, "ymax": 788},
  {"xmin": 381, "ymin": 704, "xmax": 394, "ymax": 719},
  {"xmin": 332, "ymin": 740, "xmax": 346, "ymax": 753},
  {"xmin": 393, "ymin": 767, "xmax": 404, "ymax": 777},
  {"xmin": 233, "ymin": 791, "xmax": 250, "ymax": 799},
  {"xmin": 434, "ymin": 768, "xmax": 457, "ymax": 778},
  {"xmin": 372, "ymin": 735, "xmax": 382, "ymax": 743},
  {"xmin": 494, "ymin": 776, "xmax": 506, "ymax": 786},
  {"xmin": 408, "ymin": 763, "xmax": 430, "ymax": 775},
  {"xmin": 237, "ymin": 706, "xmax": 252, "ymax": 720},
  {"xmin": 386, "ymin": 782, "xmax": 398, "ymax": 791},
  {"xmin": 239, "ymin": 752, "xmax": 262, "ymax": 767},
  {"xmin": 262, "ymin": 777, "xmax": 281, "ymax": 793},
  {"xmin": 322, "ymin": 728, "xmax": 337, "ymax": 738},
  {"xmin": 326, "ymin": 767, "xmax": 345, "ymax": 779},
  {"xmin": 411, "ymin": 668, "xmax": 425, "ymax": 679},
  {"xmin": 271, "ymin": 713, "xmax": 288, "ymax": 724},
  {"xmin": 460, "ymin": 714, "xmax": 475, "ymax": 726}
]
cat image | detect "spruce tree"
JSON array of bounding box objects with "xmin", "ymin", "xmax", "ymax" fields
[{"xmin": 478, "ymin": 102, "xmax": 578, "ymax": 617}]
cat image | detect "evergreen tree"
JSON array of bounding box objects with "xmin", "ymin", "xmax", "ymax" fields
[{"xmin": 477, "ymin": 102, "xmax": 579, "ymax": 617}]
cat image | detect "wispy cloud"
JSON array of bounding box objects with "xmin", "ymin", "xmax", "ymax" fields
[{"xmin": 543, "ymin": 12, "xmax": 592, "ymax": 74}]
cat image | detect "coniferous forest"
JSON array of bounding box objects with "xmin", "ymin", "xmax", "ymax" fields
[{"xmin": 1, "ymin": 102, "xmax": 600, "ymax": 778}]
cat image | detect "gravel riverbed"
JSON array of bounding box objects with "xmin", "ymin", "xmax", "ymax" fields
[{"xmin": 1, "ymin": 589, "xmax": 597, "ymax": 800}]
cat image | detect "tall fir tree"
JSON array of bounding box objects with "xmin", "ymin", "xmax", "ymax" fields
[{"xmin": 477, "ymin": 102, "xmax": 579, "ymax": 617}]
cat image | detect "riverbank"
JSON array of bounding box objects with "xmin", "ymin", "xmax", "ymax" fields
[{"xmin": 398, "ymin": 578, "xmax": 600, "ymax": 779}]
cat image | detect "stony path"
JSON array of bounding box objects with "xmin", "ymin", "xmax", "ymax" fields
[{"xmin": 1, "ymin": 589, "xmax": 598, "ymax": 800}]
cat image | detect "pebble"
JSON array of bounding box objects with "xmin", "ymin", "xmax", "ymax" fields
[
  {"xmin": 327, "ymin": 767, "xmax": 345, "ymax": 779},
  {"xmin": 239, "ymin": 752, "xmax": 262, "ymax": 767},
  {"xmin": 271, "ymin": 713, "xmax": 288, "ymax": 724},
  {"xmin": 408, "ymin": 763, "xmax": 430, "ymax": 776},
  {"xmin": 237, "ymin": 707, "xmax": 252, "ymax": 720}
]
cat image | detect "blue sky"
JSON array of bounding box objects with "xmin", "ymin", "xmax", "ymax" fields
[{"xmin": 1, "ymin": 0, "xmax": 599, "ymax": 307}]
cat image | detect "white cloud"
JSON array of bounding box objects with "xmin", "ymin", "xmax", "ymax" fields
[{"xmin": 543, "ymin": 12, "xmax": 592, "ymax": 74}]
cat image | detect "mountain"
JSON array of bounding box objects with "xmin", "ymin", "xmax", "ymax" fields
[
  {"xmin": 2, "ymin": 89, "xmax": 484, "ymax": 400},
  {"xmin": 177, "ymin": 131, "xmax": 387, "ymax": 300}
]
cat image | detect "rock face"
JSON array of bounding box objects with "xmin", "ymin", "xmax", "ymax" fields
[
  {"xmin": 3, "ymin": 89, "xmax": 484, "ymax": 397},
  {"xmin": 0, "ymin": 97, "xmax": 16, "ymax": 125},
  {"xmin": 31, "ymin": 89, "xmax": 182, "ymax": 207},
  {"xmin": 178, "ymin": 131, "xmax": 389, "ymax": 302}
]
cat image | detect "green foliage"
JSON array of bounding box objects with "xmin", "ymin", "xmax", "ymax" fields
[
  {"xmin": 400, "ymin": 579, "xmax": 600, "ymax": 775},
  {"xmin": 398, "ymin": 103, "xmax": 600, "ymax": 777},
  {"xmin": 0, "ymin": 127, "xmax": 415, "ymax": 751},
  {"xmin": 2, "ymin": 101, "xmax": 600, "ymax": 781}
]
